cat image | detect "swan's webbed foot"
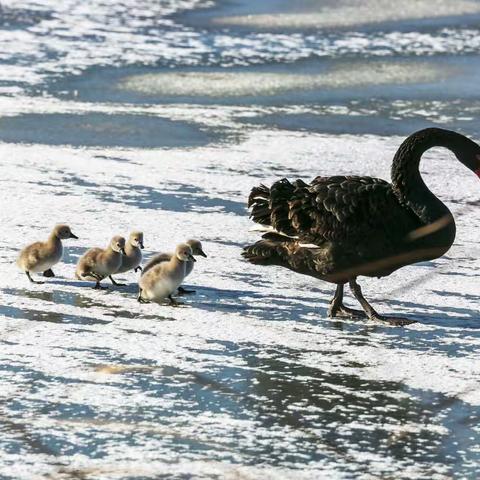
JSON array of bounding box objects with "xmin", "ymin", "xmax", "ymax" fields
[
  {"xmin": 26, "ymin": 272, "xmax": 44, "ymax": 284},
  {"xmin": 109, "ymin": 275, "xmax": 126, "ymax": 287},
  {"xmin": 329, "ymin": 304, "xmax": 367, "ymax": 319},
  {"xmin": 177, "ymin": 286, "xmax": 196, "ymax": 295},
  {"xmin": 348, "ymin": 278, "xmax": 416, "ymax": 327},
  {"xmin": 369, "ymin": 313, "xmax": 417, "ymax": 326},
  {"xmin": 43, "ymin": 269, "xmax": 55, "ymax": 278}
]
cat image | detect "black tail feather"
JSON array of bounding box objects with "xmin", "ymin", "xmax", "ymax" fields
[
  {"xmin": 269, "ymin": 179, "xmax": 296, "ymax": 236},
  {"xmin": 248, "ymin": 179, "xmax": 298, "ymax": 234},
  {"xmin": 242, "ymin": 240, "xmax": 283, "ymax": 266},
  {"xmin": 248, "ymin": 184, "xmax": 271, "ymax": 226}
]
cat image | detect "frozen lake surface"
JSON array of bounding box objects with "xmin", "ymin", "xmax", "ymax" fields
[{"xmin": 0, "ymin": 1, "xmax": 479, "ymax": 479}]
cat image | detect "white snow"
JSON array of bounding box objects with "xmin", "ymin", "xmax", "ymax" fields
[{"xmin": 0, "ymin": 111, "xmax": 478, "ymax": 478}]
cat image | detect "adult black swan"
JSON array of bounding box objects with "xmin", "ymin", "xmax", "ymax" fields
[{"xmin": 243, "ymin": 128, "xmax": 480, "ymax": 326}]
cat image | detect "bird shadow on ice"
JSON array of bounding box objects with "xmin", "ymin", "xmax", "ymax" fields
[
  {"xmin": 385, "ymin": 297, "xmax": 480, "ymax": 328},
  {"xmin": 3, "ymin": 287, "xmax": 107, "ymax": 309},
  {"xmin": 1, "ymin": 287, "xmax": 158, "ymax": 322},
  {"xmin": 193, "ymin": 285, "xmax": 336, "ymax": 325},
  {"xmin": 0, "ymin": 302, "xmax": 110, "ymax": 325}
]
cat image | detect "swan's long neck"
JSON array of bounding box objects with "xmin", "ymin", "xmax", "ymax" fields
[{"xmin": 391, "ymin": 128, "xmax": 480, "ymax": 248}]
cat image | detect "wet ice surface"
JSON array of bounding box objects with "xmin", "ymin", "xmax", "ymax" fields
[
  {"xmin": 1, "ymin": 126, "xmax": 479, "ymax": 479},
  {"xmin": 1, "ymin": 0, "xmax": 480, "ymax": 478}
]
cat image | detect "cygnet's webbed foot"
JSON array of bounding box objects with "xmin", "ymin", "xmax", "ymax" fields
[
  {"xmin": 26, "ymin": 272, "xmax": 44, "ymax": 284},
  {"xmin": 168, "ymin": 295, "xmax": 183, "ymax": 307},
  {"xmin": 134, "ymin": 266, "xmax": 142, "ymax": 273},
  {"xmin": 43, "ymin": 269, "xmax": 55, "ymax": 278},
  {"xmin": 328, "ymin": 304, "xmax": 367, "ymax": 319},
  {"xmin": 109, "ymin": 275, "xmax": 126, "ymax": 287},
  {"xmin": 94, "ymin": 281, "xmax": 108, "ymax": 290},
  {"xmin": 137, "ymin": 289, "xmax": 149, "ymax": 303},
  {"xmin": 177, "ymin": 286, "xmax": 196, "ymax": 295}
]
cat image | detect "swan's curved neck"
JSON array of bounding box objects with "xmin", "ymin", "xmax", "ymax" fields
[{"xmin": 391, "ymin": 128, "xmax": 477, "ymax": 226}]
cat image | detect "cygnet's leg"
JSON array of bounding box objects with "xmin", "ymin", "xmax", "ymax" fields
[
  {"xmin": 89, "ymin": 272, "xmax": 108, "ymax": 290},
  {"xmin": 43, "ymin": 269, "xmax": 55, "ymax": 278},
  {"xmin": 177, "ymin": 286, "xmax": 196, "ymax": 295},
  {"xmin": 134, "ymin": 266, "xmax": 142, "ymax": 273},
  {"xmin": 168, "ymin": 295, "xmax": 183, "ymax": 307},
  {"xmin": 137, "ymin": 288, "xmax": 149, "ymax": 303},
  {"xmin": 26, "ymin": 271, "xmax": 44, "ymax": 284},
  {"xmin": 109, "ymin": 275, "xmax": 126, "ymax": 287}
]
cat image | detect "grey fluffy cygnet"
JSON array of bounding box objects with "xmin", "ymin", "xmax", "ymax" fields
[
  {"xmin": 111, "ymin": 232, "xmax": 144, "ymax": 284},
  {"xmin": 141, "ymin": 239, "xmax": 206, "ymax": 294},
  {"xmin": 138, "ymin": 243, "xmax": 195, "ymax": 306},
  {"xmin": 75, "ymin": 236, "xmax": 126, "ymax": 289},
  {"xmin": 17, "ymin": 224, "xmax": 78, "ymax": 284}
]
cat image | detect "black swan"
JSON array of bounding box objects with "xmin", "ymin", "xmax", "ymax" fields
[{"xmin": 243, "ymin": 128, "xmax": 480, "ymax": 326}]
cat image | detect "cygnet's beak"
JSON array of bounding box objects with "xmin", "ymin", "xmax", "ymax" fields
[
  {"xmin": 188, "ymin": 254, "xmax": 196, "ymax": 262},
  {"xmin": 70, "ymin": 232, "xmax": 79, "ymax": 239},
  {"xmin": 120, "ymin": 247, "xmax": 127, "ymax": 255},
  {"xmin": 198, "ymin": 249, "xmax": 207, "ymax": 258},
  {"xmin": 140, "ymin": 242, "xmax": 144, "ymax": 249}
]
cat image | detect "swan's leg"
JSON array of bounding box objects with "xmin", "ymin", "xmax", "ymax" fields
[
  {"xmin": 348, "ymin": 278, "xmax": 416, "ymax": 326},
  {"xmin": 177, "ymin": 286, "xmax": 196, "ymax": 295},
  {"xmin": 134, "ymin": 266, "xmax": 142, "ymax": 273},
  {"xmin": 26, "ymin": 271, "xmax": 44, "ymax": 284},
  {"xmin": 328, "ymin": 283, "xmax": 366, "ymax": 319},
  {"xmin": 109, "ymin": 275, "xmax": 126, "ymax": 287},
  {"xmin": 43, "ymin": 269, "xmax": 55, "ymax": 277},
  {"xmin": 94, "ymin": 281, "xmax": 108, "ymax": 290}
]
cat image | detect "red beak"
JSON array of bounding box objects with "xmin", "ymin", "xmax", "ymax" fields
[{"xmin": 476, "ymin": 167, "xmax": 480, "ymax": 179}]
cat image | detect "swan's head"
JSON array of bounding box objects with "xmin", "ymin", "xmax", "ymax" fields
[
  {"xmin": 175, "ymin": 243, "xmax": 196, "ymax": 262},
  {"xmin": 53, "ymin": 224, "xmax": 78, "ymax": 240},
  {"xmin": 129, "ymin": 231, "xmax": 144, "ymax": 249},
  {"xmin": 111, "ymin": 236, "xmax": 126, "ymax": 255},
  {"xmin": 186, "ymin": 239, "xmax": 207, "ymax": 257}
]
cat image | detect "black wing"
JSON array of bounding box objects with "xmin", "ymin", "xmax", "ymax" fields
[{"xmin": 249, "ymin": 176, "xmax": 420, "ymax": 245}]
